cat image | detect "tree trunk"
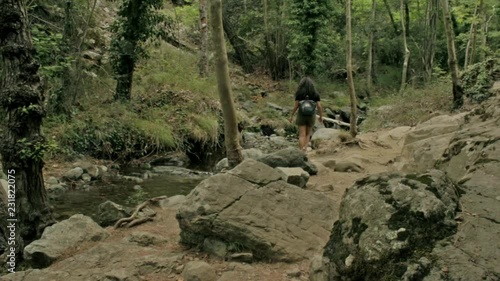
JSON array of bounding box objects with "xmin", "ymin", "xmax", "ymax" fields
[
  {"xmin": 53, "ymin": 1, "xmax": 76, "ymax": 116},
  {"xmin": 222, "ymin": 0, "xmax": 254, "ymax": 73},
  {"xmin": 423, "ymin": 0, "xmax": 438, "ymax": 81},
  {"xmin": 479, "ymin": 0, "xmax": 489, "ymax": 62},
  {"xmin": 114, "ymin": 54, "xmax": 135, "ymax": 101},
  {"xmin": 198, "ymin": 0, "xmax": 209, "ymax": 77},
  {"xmin": 210, "ymin": 0, "xmax": 243, "ymax": 168},
  {"xmin": 440, "ymin": 0, "xmax": 463, "ymax": 108},
  {"xmin": 464, "ymin": 0, "xmax": 479, "ymax": 69},
  {"xmin": 0, "ymin": 0, "xmax": 55, "ymax": 260},
  {"xmin": 383, "ymin": 0, "xmax": 400, "ymax": 35},
  {"xmin": 367, "ymin": 0, "xmax": 377, "ymax": 97},
  {"xmin": 346, "ymin": 0, "xmax": 358, "ymax": 137},
  {"xmin": 404, "ymin": 0, "xmax": 410, "ymax": 36},
  {"xmin": 400, "ymin": 0, "xmax": 411, "ymax": 93}
]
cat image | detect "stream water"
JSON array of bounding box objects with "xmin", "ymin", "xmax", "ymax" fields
[{"xmin": 50, "ymin": 168, "xmax": 208, "ymax": 221}]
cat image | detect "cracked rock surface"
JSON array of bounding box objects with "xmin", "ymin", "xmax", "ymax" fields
[{"xmin": 176, "ymin": 159, "xmax": 335, "ymax": 262}]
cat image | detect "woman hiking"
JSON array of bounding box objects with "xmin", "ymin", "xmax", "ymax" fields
[{"xmin": 289, "ymin": 77, "xmax": 324, "ymax": 152}]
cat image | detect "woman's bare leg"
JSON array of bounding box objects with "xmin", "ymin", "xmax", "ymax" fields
[
  {"xmin": 298, "ymin": 125, "xmax": 308, "ymax": 151},
  {"xmin": 305, "ymin": 126, "xmax": 313, "ymax": 149}
]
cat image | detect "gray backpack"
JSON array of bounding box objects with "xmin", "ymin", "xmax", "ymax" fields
[{"xmin": 299, "ymin": 96, "xmax": 316, "ymax": 116}]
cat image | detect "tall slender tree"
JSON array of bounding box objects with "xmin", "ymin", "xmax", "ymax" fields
[
  {"xmin": 464, "ymin": 0, "xmax": 480, "ymax": 69},
  {"xmin": 198, "ymin": 0, "xmax": 209, "ymax": 77},
  {"xmin": 0, "ymin": 0, "xmax": 55, "ymax": 257},
  {"xmin": 367, "ymin": 0, "xmax": 378, "ymax": 96},
  {"xmin": 440, "ymin": 0, "xmax": 464, "ymax": 108},
  {"xmin": 346, "ymin": 0, "xmax": 358, "ymax": 137},
  {"xmin": 383, "ymin": 0, "xmax": 400, "ymax": 35},
  {"xmin": 210, "ymin": 0, "xmax": 243, "ymax": 168},
  {"xmin": 110, "ymin": 0, "xmax": 165, "ymax": 101},
  {"xmin": 423, "ymin": 0, "xmax": 438, "ymax": 81},
  {"xmin": 400, "ymin": 0, "xmax": 411, "ymax": 93}
]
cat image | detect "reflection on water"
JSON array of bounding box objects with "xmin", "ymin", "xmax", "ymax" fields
[{"xmin": 50, "ymin": 172, "xmax": 206, "ymax": 220}]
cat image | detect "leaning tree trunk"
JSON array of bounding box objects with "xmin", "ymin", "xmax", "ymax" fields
[
  {"xmin": 440, "ymin": 0, "xmax": 464, "ymax": 109},
  {"xmin": 346, "ymin": 0, "xmax": 358, "ymax": 137},
  {"xmin": 210, "ymin": 0, "xmax": 243, "ymax": 168},
  {"xmin": 367, "ymin": 0, "xmax": 377, "ymax": 97},
  {"xmin": 0, "ymin": 0, "xmax": 55, "ymax": 259},
  {"xmin": 383, "ymin": 0, "xmax": 400, "ymax": 35},
  {"xmin": 400, "ymin": 0, "xmax": 411, "ymax": 93},
  {"xmin": 222, "ymin": 0, "xmax": 254, "ymax": 73},
  {"xmin": 198, "ymin": 0, "xmax": 209, "ymax": 77}
]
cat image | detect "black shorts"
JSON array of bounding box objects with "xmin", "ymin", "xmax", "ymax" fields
[{"xmin": 296, "ymin": 114, "xmax": 316, "ymax": 127}]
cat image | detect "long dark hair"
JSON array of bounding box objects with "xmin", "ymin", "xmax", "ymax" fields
[{"xmin": 295, "ymin": 77, "xmax": 319, "ymax": 100}]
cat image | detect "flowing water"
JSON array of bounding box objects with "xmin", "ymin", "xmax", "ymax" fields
[{"xmin": 50, "ymin": 168, "xmax": 208, "ymax": 221}]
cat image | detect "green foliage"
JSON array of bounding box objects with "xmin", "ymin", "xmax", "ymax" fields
[
  {"xmin": 287, "ymin": 0, "xmax": 333, "ymax": 76},
  {"xmin": 174, "ymin": 4, "xmax": 199, "ymax": 29},
  {"xmin": 109, "ymin": 0, "xmax": 173, "ymax": 82},
  {"xmin": 31, "ymin": 24, "xmax": 72, "ymax": 78},
  {"xmin": 17, "ymin": 138, "xmax": 59, "ymax": 162},
  {"xmin": 125, "ymin": 188, "xmax": 150, "ymax": 205},
  {"xmin": 461, "ymin": 57, "xmax": 500, "ymax": 103},
  {"xmin": 134, "ymin": 42, "xmax": 218, "ymax": 96}
]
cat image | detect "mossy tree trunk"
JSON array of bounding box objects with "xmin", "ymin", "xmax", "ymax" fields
[
  {"xmin": 0, "ymin": 0, "xmax": 55, "ymax": 257},
  {"xmin": 111, "ymin": 0, "xmax": 164, "ymax": 101},
  {"xmin": 346, "ymin": 0, "xmax": 358, "ymax": 137},
  {"xmin": 115, "ymin": 53, "xmax": 136, "ymax": 101},
  {"xmin": 440, "ymin": 0, "xmax": 464, "ymax": 109},
  {"xmin": 210, "ymin": 0, "xmax": 243, "ymax": 168}
]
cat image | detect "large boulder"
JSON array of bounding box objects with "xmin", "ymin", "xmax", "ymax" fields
[
  {"xmin": 63, "ymin": 167, "xmax": 84, "ymax": 181},
  {"xmin": 177, "ymin": 159, "xmax": 335, "ymax": 261},
  {"xmin": 3, "ymin": 242, "xmax": 181, "ymax": 281},
  {"xmin": 257, "ymin": 147, "xmax": 318, "ymax": 175},
  {"xmin": 214, "ymin": 148, "xmax": 265, "ymax": 172},
  {"xmin": 319, "ymin": 170, "xmax": 459, "ymax": 281},
  {"xmin": 95, "ymin": 200, "xmax": 132, "ymax": 227},
  {"xmin": 227, "ymin": 158, "xmax": 283, "ymax": 186},
  {"xmin": 311, "ymin": 128, "xmax": 343, "ymax": 147},
  {"xmin": 395, "ymin": 114, "xmax": 466, "ymax": 173},
  {"xmin": 424, "ymin": 100, "xmax": 500, "ymax": 281},
  {"xmin": 24, "ymin": 214, "xmax": 110, "ymax": 268},
  {"xmin": 0, "ymin": 161, "xmax": 6, "ymax": 180}
]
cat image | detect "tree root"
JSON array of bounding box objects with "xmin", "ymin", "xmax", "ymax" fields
[{"xmin": 114, "ymin": 196, "xmax": 166, "ymax": 229}]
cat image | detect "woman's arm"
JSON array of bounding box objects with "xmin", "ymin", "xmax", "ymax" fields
[
  {"xmin": 317, "ymin": 101, "xmax": 324, "ymax": 123},
  {"xmin": 289, "ymin": 100, "xmax": 299, "ymax": 122}
]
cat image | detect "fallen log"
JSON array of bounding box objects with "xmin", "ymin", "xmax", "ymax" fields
[{"xmin": 319, "ymin": 115, "xmax": 351, "ymax": 127}]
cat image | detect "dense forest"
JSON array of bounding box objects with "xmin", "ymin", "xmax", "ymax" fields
[
  {"xmin": 3, "ymin": 0, "xmax": 499, "ymax": 160},
  {"xmin": 0, "ymin": 0, "xmax": 499, "ymax": 264}
]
